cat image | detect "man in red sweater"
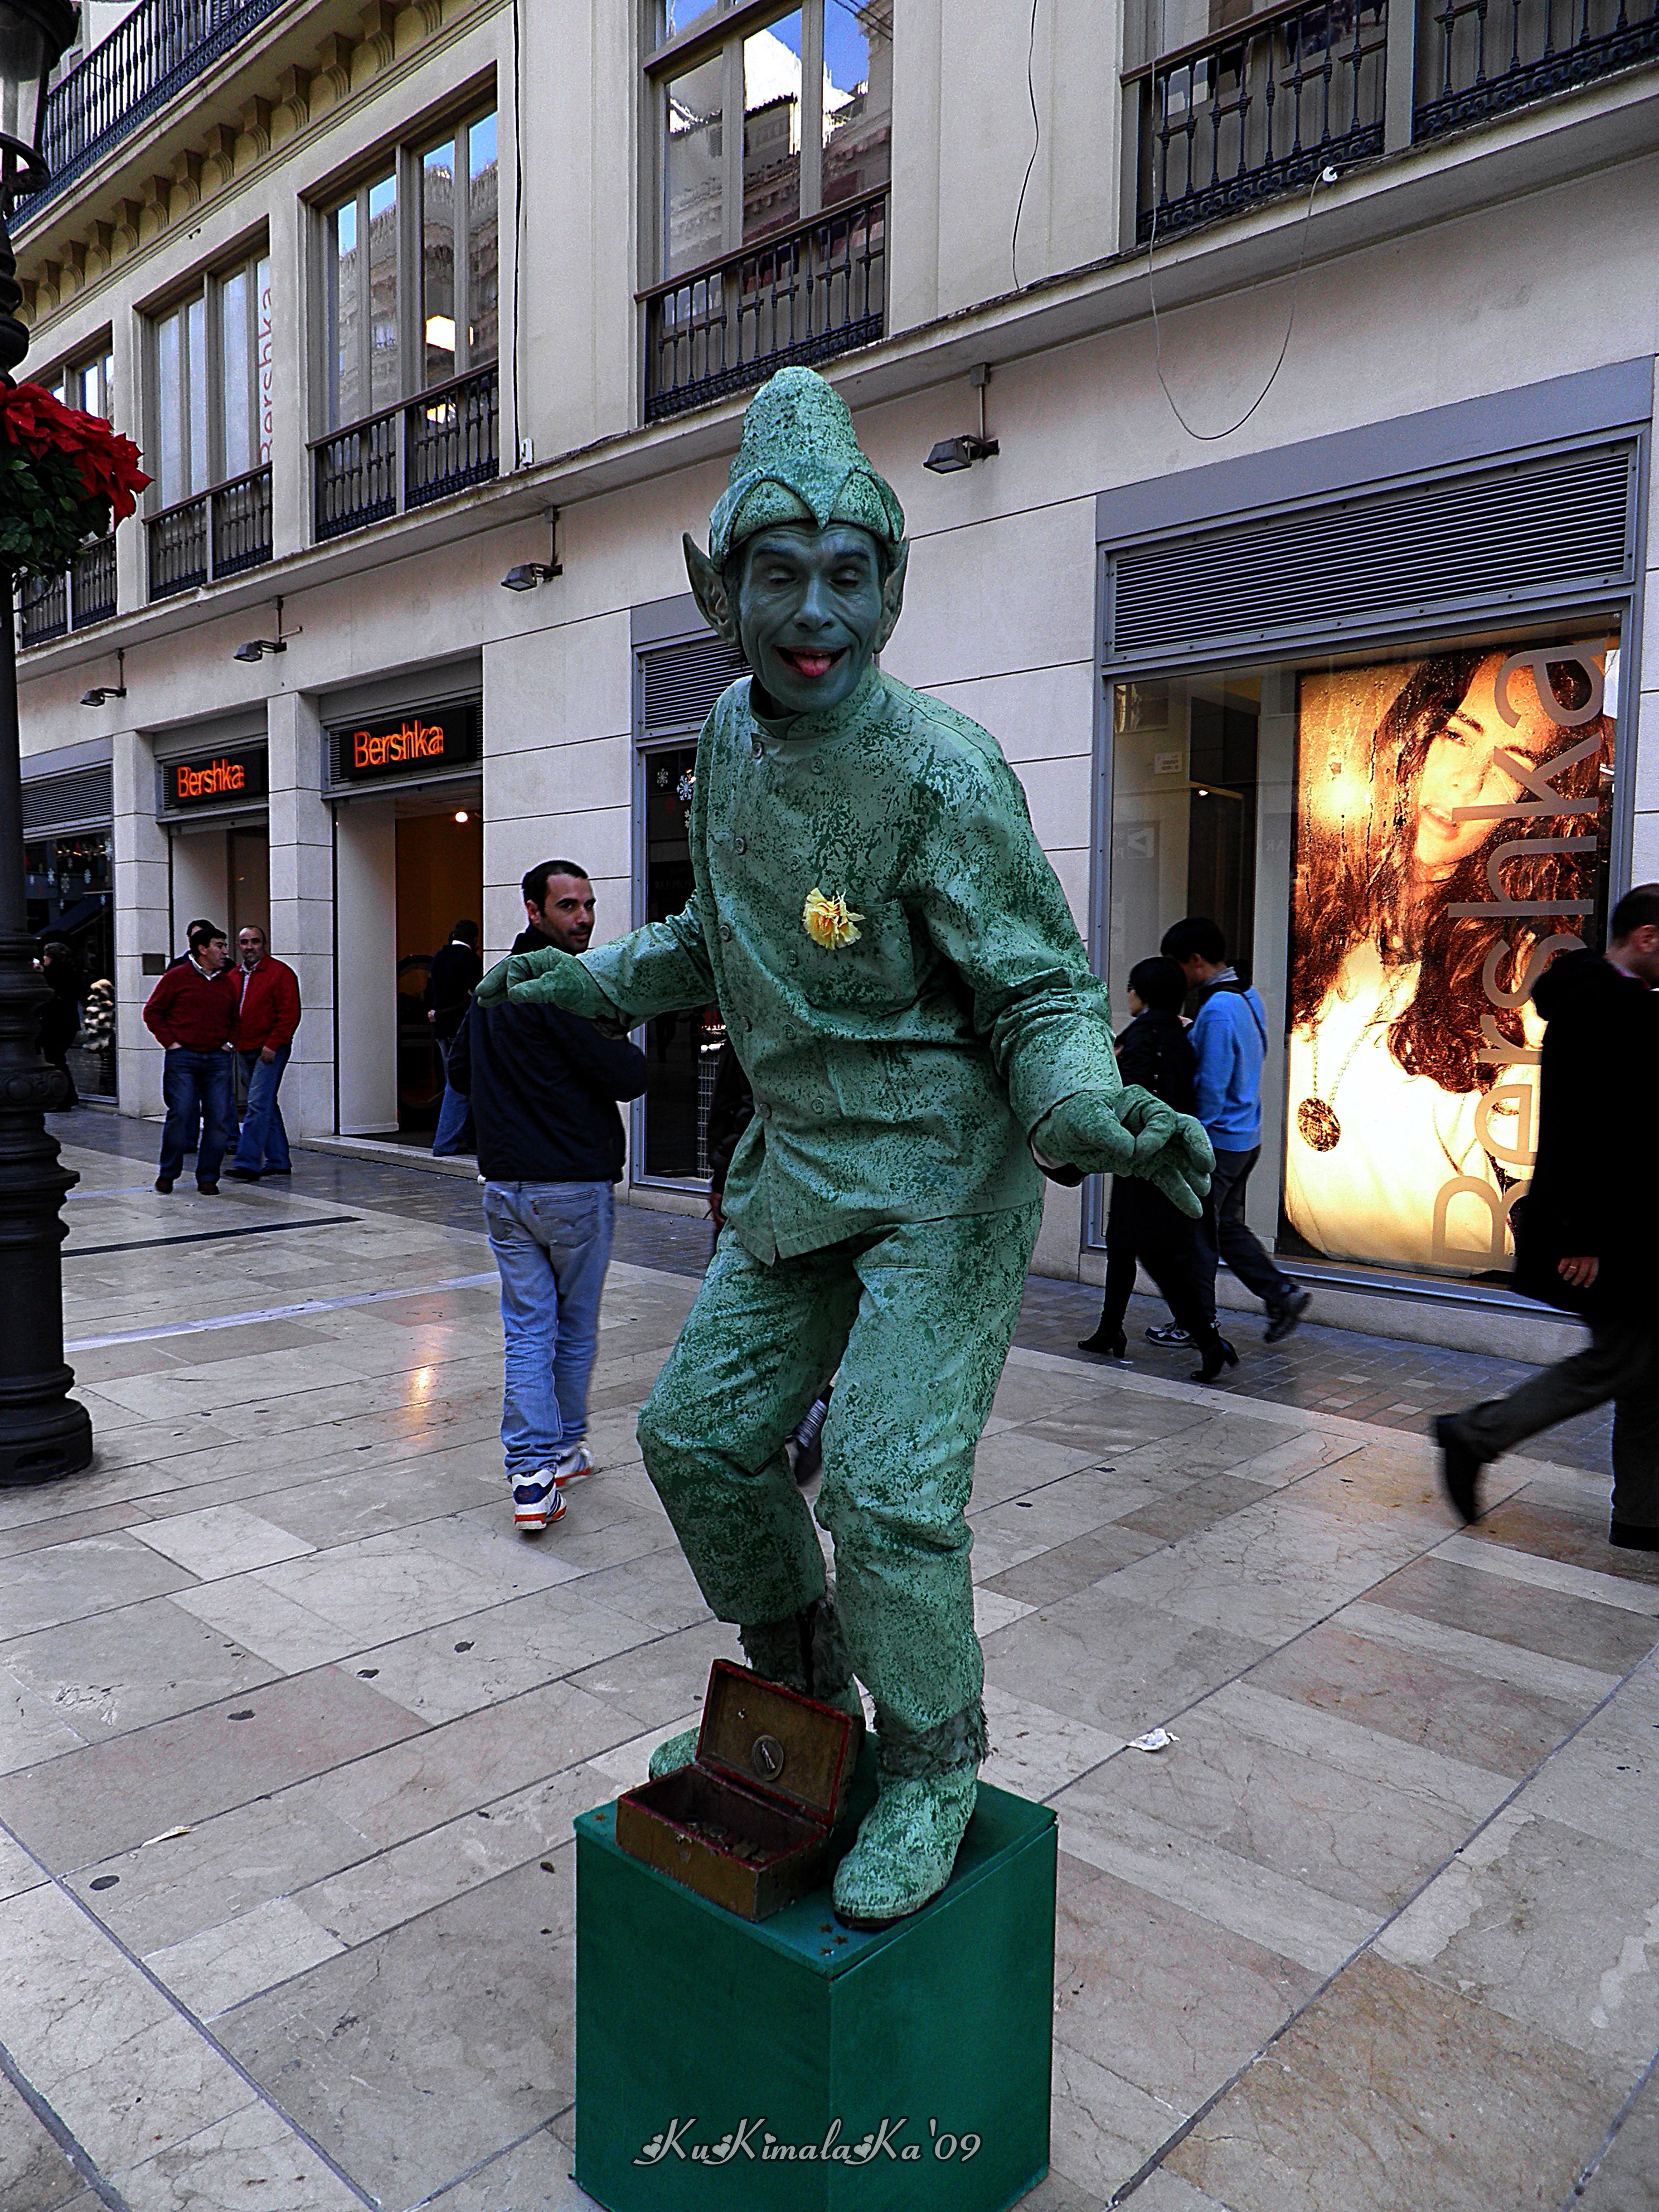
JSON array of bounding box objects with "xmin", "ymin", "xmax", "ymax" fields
[
  {"xmin": 226, "ymin": 926, "xmax": 302, "ymax": 1180},
  {"xmin": 142, "ymin": 923, "xmax": 238, "ymax": 1193}
]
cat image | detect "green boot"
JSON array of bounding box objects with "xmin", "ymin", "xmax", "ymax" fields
[
  {"xmin": 646, "ymin": 1597, "xmax": 862, "ymax": 1781},
  {"xmin": 831, "ymin": 1702, "xmax": 987, "ymax": 1928}
]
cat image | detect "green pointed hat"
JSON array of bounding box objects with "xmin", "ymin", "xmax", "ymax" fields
[{"xmin": 707, "ymin": 367, "xmax": 905, "ymax": 567}]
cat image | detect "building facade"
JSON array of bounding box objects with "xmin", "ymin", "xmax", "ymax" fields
[{"xmin": 13, "ymin": 0, "xmax": 1659, "ymax": 1354}]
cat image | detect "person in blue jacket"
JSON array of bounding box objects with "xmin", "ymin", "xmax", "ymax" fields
[{"xmin": 1162, "ymin": 916, "xmax": 1311, "ymax": 1346}]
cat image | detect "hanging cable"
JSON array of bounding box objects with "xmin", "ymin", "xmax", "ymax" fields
[
  {"xmin": 1147, "ymin": 161, "xmax": 1335, "ymax": 442},
  {"xmin": 1011, "ymin": 0, "xmax": 1041, "ymax": 292}
]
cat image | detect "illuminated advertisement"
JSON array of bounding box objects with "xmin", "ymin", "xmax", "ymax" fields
[
  {"xmin": 1284, "ymin": 635, "xmax": 1616, "ymax": 1277},
  {"xmin": 331, "ymin": 700, "xmax": 482, "ymax": 784},
  {"xmin": 164, "ymin": 748, "xmax": 269, "ymax": 810}
]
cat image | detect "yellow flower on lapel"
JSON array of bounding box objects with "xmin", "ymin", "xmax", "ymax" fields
[{"xmin": 802, "ymin": 887, "xmax": 864, "ymax": 949}]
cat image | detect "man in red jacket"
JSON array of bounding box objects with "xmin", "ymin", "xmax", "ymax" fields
[
  {"xmin": 225, "ymin": 925, "xmax": 302, "ymax": 1181},
  {"xmin": 142, "ymin": 922, "xmax": 238, "ymax": 1193}
]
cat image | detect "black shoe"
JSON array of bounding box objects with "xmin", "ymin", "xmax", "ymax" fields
[
  {"xmin": 225, "ymin": 1166, "xmax": 261, "ymax": 1182},
  {"xmin": 154, "ymin": 1175, "xmax": 173, "ymax": 1194},
  {"xmin": 1145, "ymin": 1322, "xmax": 1192, "ymax": 1347},
  {"xmin": 196, "ymin": 1180, "xmax": 220, "ymax": 1195},
  {"xmin": 262, "ymin": 1165, "xmax": 292, "ymax": 1175},
  {"xmin": 1190, "ymin": 1332, "xmax": 1239, "ymax": 1384},
  {"xmin": 1609, "ymin": 1519, "xmax": 1659, "ymax": 1551},
  {"xmin": 1077, "ymin": 1328, "xmax": 1128, "ymax": 1357},
  {"xmin": 1433, "ymin": 1414, "xmax": 1485, "ymax": 1525},
  {"xmin": 1264, "ymin": 1288, "xmax": 1312, "ymax": 1345}
]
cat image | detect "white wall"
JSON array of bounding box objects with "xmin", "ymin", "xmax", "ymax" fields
[{"xmin": 332, "ymin": 799, "xmax": 397, "ymax": 1133}]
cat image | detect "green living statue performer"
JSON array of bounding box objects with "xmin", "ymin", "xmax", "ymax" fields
[{"xmin": 478, "ymin": 368, "xmax": 1212, "ymax": 1927}]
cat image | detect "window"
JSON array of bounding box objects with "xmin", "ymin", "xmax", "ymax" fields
[
  {"xmin": 151, "ymin": 249, "xmax": 271, "ymax": 508},
  {"xmin": 1106, "ymin": 625, "xmax": 1619, "ymax": 1287},
  {"xmin": 323, "ymin": 105, "xmax": 499, "ymax": 430},
  {"xmin": 47, "ymin": 345, "xmax": 115, "ymax": 423},
  {"xmin": 652, "ymin": 1, "xmax": 891, "ymax": 283}
]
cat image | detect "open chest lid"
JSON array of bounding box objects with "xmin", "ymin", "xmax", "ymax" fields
[{"xmin": 695, "ymin": 1660, "xmax": 861, "ymax": 1828}]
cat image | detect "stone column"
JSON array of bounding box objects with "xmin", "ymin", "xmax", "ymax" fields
[
  {"xmin": 265, "ymin": 691, "xmax": 334, "ymax": 1137},
  {"xmin": 110, "ymin": 726, "xmax": 167, "ymax": 1118}
]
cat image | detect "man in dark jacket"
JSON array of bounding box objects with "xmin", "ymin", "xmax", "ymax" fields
[
  {"xmin": 448, "ymin": 860, "xmax": 648, "ymax": 1534},
  {"xmin": 427, "ymin": 921, "xmax": 483, "ymax": 1157},
  {"xmin": 1435, "ymin": 882, "xmax": 1659, "ymax": 1542},
  {"xmin": 142, "ymin": 923, "xmax": 237, "ymax": 1193}
]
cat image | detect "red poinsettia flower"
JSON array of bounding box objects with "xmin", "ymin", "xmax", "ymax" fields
[{"xmin": 0, "ymin": 381, "xmax": 151, "ymax": 521}]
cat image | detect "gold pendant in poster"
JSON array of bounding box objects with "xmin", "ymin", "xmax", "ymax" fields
[{"xmin": 1297, "ymin": 1097, "xmax": 1342, "ymax": 1152}]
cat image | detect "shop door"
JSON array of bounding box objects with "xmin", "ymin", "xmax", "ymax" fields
[
  {"xmin": 394, "ymin": 809, "xmax": 483, "ymax": 1131},
  {"xmin": 228, "ymin": 828, "xmax": 270, "ymax": 947}
]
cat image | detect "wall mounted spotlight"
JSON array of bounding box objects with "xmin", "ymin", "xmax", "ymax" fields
[
  {"xmin": 501, "ymin": 509, "xmax": 562, "ymax": 591},
  {"xmin": 80, "ymin": 649, "xmax": 125, "ymax": 707},
  {"xmin": 924, "ymin": 363, "xmax": 1000, "ymax": 474},
  {"xmin": 232, "ymin": 595, "xmax": 298, "ymax": 663}
]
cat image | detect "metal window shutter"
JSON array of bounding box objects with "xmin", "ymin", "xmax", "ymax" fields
[
  {"xmin": 1106, "ymin": 445, "xmax": 1637, "ymax": 664},
  {"xmin": 640, "ymin": 636, "xmax": 748, "ymax": 735},
  {"xmin": 22, "ymin": 765, "xmax": 112, "ymax": 833}
]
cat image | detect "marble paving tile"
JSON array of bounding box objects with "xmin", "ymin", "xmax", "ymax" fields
[
  {"xmin": 1053, "ymin": 1782, "xmax": 1376, "ymax": 1975},
  {"xmin": 1379, "ymin": 1806, "xmax": 1659, "ymax": 2068},
  {"xmin": 974, "ymin": 1466, "xmax": 1172, "ymax": 1555},
  {"xmin": 1199, "ymin": 1679, "xmax": 1509, "ymax": 1824},
  {"xmin": 1468, "ymin": 1496, "xmax": 1659, "ymax": 1587},
  {"xmin": 1366, "ymin": 1553, "xmax": 1658, "ymax": 1675},
  {"xmin": 127, "ymin": 1503, "xmax": 317, "ymax": 1577},
  {"xmin": 1575, "ymin": 2061, "xmax": 1659, "ymax": 2212},
  {"xmin": 0, "ymin": 1668, "xmax": 88, "ymax": 1775},
  {"xmin": 0, "ymin": 1534, "xmax": 195, "ymax": 1641},
  {"xmin": 217, "ymin": 1856, "xmax": 576, "ymax": 2210},
  {"xmin": 165, "ymin": 1577, "xmax": 363, "ymax": 1674},
  {"xmin": 1338, "ymin": 1595, "xmax": 1622, "ymax": 1704},
  {"xmin": 977, "ymin": 1523, "xmax": 1163, "ymax": 1608},
  {"xmin": 1114, "ymin": 1473, "xmax": 1282, "ymax": 1547},
  {"xmin": 1438, "ymin": 1527, "xmax": 1659, "ymax": 1616},
  {"xmin": 567, "ymin": 1616, "xmax": 743, "ymax": 1728},
  {"xmin": 559, "ymin": 1544, "xmax": 716, "ymax": 1633},
  {"xmin": 0, "ymin": 1827, "xmax": 43, "ymax": 1901},
  {"xmin": 583, "ymin": 1711, "xmax": 704, "ymax": 1791},
  {"xmin": 1123, "ymin": 2175, "xmax": 1237, "ymax": 2212},
  {"xmin": 232, "ymin": 1456, "xmax": 506, "ymax": 1549},
  {"xmin": 980, "ymin": 1684, "xmax": 1124, "ymax": 1799},
  {"xmin": 0, "ymin": 2070, "xmax": 88, "ymax": 2212},
  {"xmin": 247, "ymin": 1535, "xmax": 561, "ymax": 1648},
  {"xmin": 984, "ymin": 1586, "xmax": 1270, "ymax": 1741},
  {"xmin": 348, "ymin": 1584, "xmax": 656, "ymax": 1724},
  {"xmin": 973, "ymin": 1585, "xmax": 1035, "ymax": 1637},
  {"xmin": 0, "ymin": 1597, "xmax": 278, "ymax": 1739},
  {"xmin": 1165, "ymin": 1950, "xmax": 1623, "ymax": 2212},
  {"xmin": 1248, "ymin": 1619, "xmax": 1602, "ymax": 1778},
  {"xmin": 1516, "ymin": 1661, "xmax": 1659, "ymax": 1861},
  {"xmin": 144, "ymin": 1895, "xmax": 348, "ymax": 2019},
  {"xmin": 1046, "ymin": 2036, "xmax": 1189, "ymax": 2203},
  {"xmin": 0, "ymin": 1667, "xmax": 425, "ymax": 1867},
  {"xmin": 111, "ymin": 2095, "xmax": 365, "ymax": 2212},
  {"xmin": 1097, "ymin": 1412, "xmax": 1315, "ymax": 1486},
  {"xmin": 419, "ymin": 2123, "xmax": 597, "ymax": 2210},
  {"xmin": 0, "ymin": 1497, "xmax": 161, "ymax": 1563}
]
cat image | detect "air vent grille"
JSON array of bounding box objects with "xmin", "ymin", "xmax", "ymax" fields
[
  {"xmin": 640, "ymin": 636, "xmax": 748, "ymax": 735},
  {"xmin": 22, "ymin": 765, "xmax": 112, "ymax": 833},
  {"xmin": 1108, "ymin": 446, "xmax": 1636, "ymax": 662}
]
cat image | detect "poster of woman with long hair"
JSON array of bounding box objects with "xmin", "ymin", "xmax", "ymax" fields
[{"xmin": 1285, "ymin": 638, "xmax": 1615, "ymax": 1275}]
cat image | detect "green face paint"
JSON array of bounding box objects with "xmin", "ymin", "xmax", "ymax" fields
[{"xmin": 734, "ymin": 522, "xmax": 886, "ymax": 720}]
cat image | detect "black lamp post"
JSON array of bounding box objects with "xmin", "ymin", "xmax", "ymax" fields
[{"xmin": 0, "ymin": 0, "xmax": 94, "ymax": 1487}]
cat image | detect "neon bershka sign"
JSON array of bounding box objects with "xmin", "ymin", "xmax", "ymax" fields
[
  {"xmin": 336, "ymin": 704, "xmax": 480, "ymax": 780},
  {"xmin": 166, "ymin": 749, "xmax": 268, "ymax": 809}
]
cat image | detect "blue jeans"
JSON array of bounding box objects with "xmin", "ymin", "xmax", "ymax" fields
[
  {"xmin": 431, "ymin": 1040, "xmax": 474, "ymax": 1155},
  {"xmin": 483, "ymin": 1180, "xmax": 614, "ymax": 1481},
  {"xmin": 160, "ymin": 1049, "xmax": 235, "ymax": 1183},
  {"xmin": 232, "ymin": 1046, "xmax": 292, "ymax": 1172}
]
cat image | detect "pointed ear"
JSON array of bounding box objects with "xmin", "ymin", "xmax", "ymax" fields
[
  {"xmin": 683, "ymin": 535, "xmax": 739, "ymax": 647},
  {"xmin": 873, "ymin": 539, "xmax": 908, "ymax": 655}
]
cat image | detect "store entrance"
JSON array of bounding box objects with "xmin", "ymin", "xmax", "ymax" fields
[{"xmin": 394, "ymin": 797, "xmax": 482, "ymax": 1132}]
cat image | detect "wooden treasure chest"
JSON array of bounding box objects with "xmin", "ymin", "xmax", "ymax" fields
[{"xmin": 614, "ymin": 1660, "xmax": 863, "ymax": 1921}]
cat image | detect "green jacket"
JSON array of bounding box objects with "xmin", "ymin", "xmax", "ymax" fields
[{"xmin": 579, "ymin": 664, "xmax": 1120, "ymax": 1262}]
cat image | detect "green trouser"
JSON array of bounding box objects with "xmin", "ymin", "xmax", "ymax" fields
[{"xmin": 637, "ymin": 1202, "xmax": 1042, "ymax": 1738}]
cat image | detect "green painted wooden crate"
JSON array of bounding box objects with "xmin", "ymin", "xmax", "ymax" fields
[{"xmin": 572, "ymin": 1763, "xmax": 1056, "ymax": 2212}]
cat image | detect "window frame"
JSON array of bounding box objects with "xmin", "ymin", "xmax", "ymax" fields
[
  {"xmin": 44, "ymin": 339, "xmax": 116, "ymax": 426},
  {"xmin": 316, "ymin": 96, "xmax": 500, "ymax": 439},
  {"xmin": 144, "ymin": 242, "xmax": 272, "ymax": 515}
]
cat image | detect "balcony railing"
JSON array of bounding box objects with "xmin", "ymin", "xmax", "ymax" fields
[
  {"xmin": 146, "ymin": 463, "xmax": 271, "ymax": 601},
  {"xmin": 18, "ymin": 538, "xmax": 119, "ymax": 648},
  {"xmin": 642, "ymin": 192, "xmax": 886, "ymax": 423},
  {"xmin": 1415, "ymin": 0, "xmax": 1659, "ymax": 134},
  {"xmin": 312, "ymin": 366, "xmax": 499, "ymax": 541},
  {"xmin": 19, "ymin": 0, "xmax": 288, "ymax": 222},
  {"xmin": 1133, "ymin": 0, "xmax": 1388, "ymax": 242}
]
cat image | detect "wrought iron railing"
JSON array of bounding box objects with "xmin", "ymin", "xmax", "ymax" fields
[
  {"xmin": 1415, "ymin": 0, "xmax": 1659, "ymax": 133},
  {"xmin": 312, "ymin": 366, "xmax": 499, "ymax": 541},
  {"xmin": 17, "ymin": 0, "xmax": 289, "ymax": 222},
  {"xmin": 146, "ymin": 463, "xmax": 271, "ymax": 600},
  {"xmin": 1133, "ymin": 0, "xmax": 1388, "ymax": 241},
  {"xmin": 642, "ymin": 193, "xmax": 886, "ymax": 422},
  {"xmin": 17, "ymin": 537, "xmax": 119, "ymax": 647}
]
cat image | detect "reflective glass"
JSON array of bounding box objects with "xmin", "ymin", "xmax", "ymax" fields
[
  {"xmin": 467, "ymin": 112, "xmax": 499, "ymax": 365},
  {"xmin": 254, "ymin": 258, "xmax": 272, "ymax": 462},
  {"xmin": 422, "ymin": 139, "xmax": 457, "ymax": 385},
  {"xmin": 220, "ymin": 263, "xmax": 251, "ymax": 478},
  {"xmin": 821, "ymin": 0, "xmax": 891, "ymax": 207},
  {"xmin": 743, "ymin": 13, "xmax": 801, "ymax": 245},
  {"xmin": 156, "ymin": 311, "xmax": 182, "ymax": 506},
  {"xmin": 663, "ymin": 54, "xmax": 724, "ymax": 279},
  {"xmin": 367, "ymin": 171, "xmax": 399, "ymax": 410},
  {"xmin": 327, "ymin": 196, "xmax": 361, "ymax": 428}
]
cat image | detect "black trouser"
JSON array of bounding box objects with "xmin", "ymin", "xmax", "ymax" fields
[
  {"xmin": 1200, "ymin": 1144, "xmax": 1298, "ymax": 1312},
  {"xmin": 1096, "ymin": 1180, "xmax": 1215, "ymax": 1342},
  {"xmin": 1450, "ymin": 1313, "xmax": 1659, "ymax": 1530}
]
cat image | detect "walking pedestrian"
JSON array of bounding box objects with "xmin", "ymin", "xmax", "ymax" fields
[
  {"xmin": 37, "ymin": 941, "xmax": 82, "ymax": 1108},
  {"xmin": 1161, "ymin": 916, "xmax": 1311, "ymax": 1346},
  {"xmin": 447, "ymin": 860, "xmax": 649, "ymax": 1534},
  {"xmin": 142, "ymin": 923, "xmax": 237, "ymax": 1193},
  {"xmin": 1434, "ymin": 884, "xmax": 1659, "ymax": 1544},
  {"xmin": 225, "ymin": 926, "xmax": 300, "ymax": 1181},
  {"xmin": 427, "ymin": 920, "xmax": 482, "ymax": 1157},
  {"xmin": 1079, "ymin": 954, "xmax": 1237, "ymax": 1381}
]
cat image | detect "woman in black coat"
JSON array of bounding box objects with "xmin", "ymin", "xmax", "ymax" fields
[
  {"xmin": 1079, "ymin": 955, "xmax": 1237, "ymax": 1384},
  {"xmin": 37, "ymin": 941, "xmax": 82, "ymax": 1109}
]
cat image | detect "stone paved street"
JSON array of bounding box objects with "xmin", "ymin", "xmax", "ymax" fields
[{"xmin": 1, "ymin": 1120, "xmax": 1655, "ymax": 2211}]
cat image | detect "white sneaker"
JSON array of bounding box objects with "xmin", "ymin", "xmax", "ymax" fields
[
  {"xmin": 512, "ymin": 1470, "xmax": 567, "ymax": 1534},
  {"xmin": 554, "ymin": 1444, "xmax": 595, "ymax": 1487}
]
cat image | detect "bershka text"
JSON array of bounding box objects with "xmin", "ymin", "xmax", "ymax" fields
[
  {"xmin": 352, "ymin": 720, "xmax": 447, "ymax": 769},
  {"xmin": 633, "ymin": 2117, "xmax": 982, "ymax": 2166},
  {"xmin": 173, "ymin": 758, "xmax": 246, "ymax": 799}
]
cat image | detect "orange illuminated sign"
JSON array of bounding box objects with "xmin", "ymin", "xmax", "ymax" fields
[
  {"xmin": 166, "ymin": 749, "xmax": 267, "ymax": 809},
  {"xmin": 351, "ymin": 719, "xmax": 448, "ymax": 770},
  {"xmin": 334, "ymin": 702, "xmax": 480, "ymax": 782}
]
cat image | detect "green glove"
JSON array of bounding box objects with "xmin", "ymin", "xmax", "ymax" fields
[
  {"xmin": 473, "ymin": 946, "xmax": 617, "ymax": 1022},
  {"xmin": 1033, "ymin": 1087, "xmax": 1214, "ymax": 1219}
]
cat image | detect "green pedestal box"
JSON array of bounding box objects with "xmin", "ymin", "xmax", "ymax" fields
[{"xmin": 572, "ymin": 1765, "xmax": 1056, "ymax": 2212}]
